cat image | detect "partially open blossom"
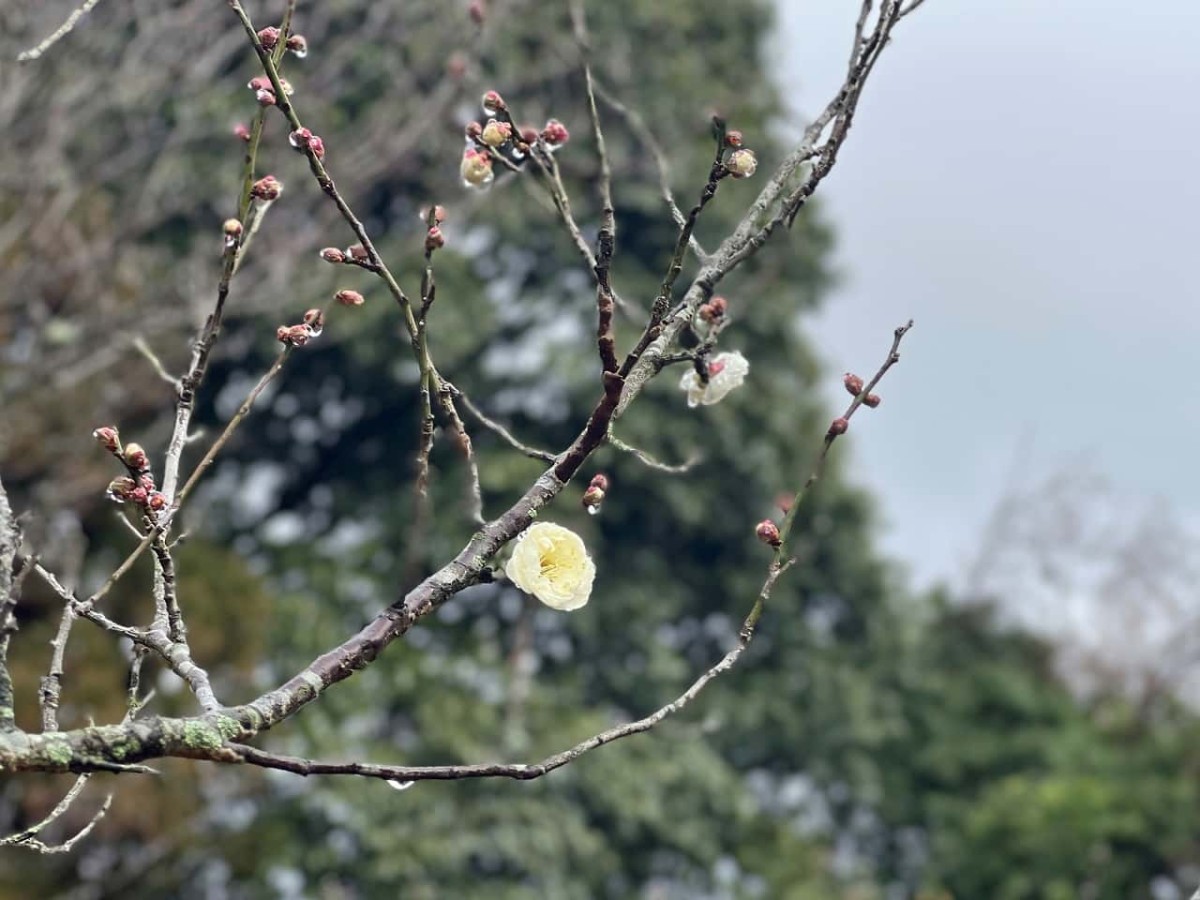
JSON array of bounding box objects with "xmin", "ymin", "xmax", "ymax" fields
[
  {"xmin": 505, "ymin": 522, "xmax": 596, "ymax": 611},
  {"xmin": 93, "ymin": 426, "xmax": 120, "ymax": 452},
  {"xmin": 251, "ymin": 175, "xmax": 283, "ymax": 201},
  {"xmin": 863, "ymin": 393, "xmax": 882, "ymax": 408},
  {"xmin": 679, "ymin": 350, "xmax": 749, "ymax": 408},
  {"xmin": 257, "ymin": 26, "xmax": 281, "ymax": 50},
  {"xmin": 122, "ymin": 443, "xmax": 149, "ymax": 472},
  {"xmin": 320, "ymin": 247, "xmax": 346, "ymax": 264},
  {"xmin": 285, "ymin": 34, "xmax": 308, "ymax": 58},
  {"xmin": 756, "ymin": 519, "xmax": 782, "ymax": 548},
  {"xmin": 828, "ymin": 417, "xmax": 849, "ymax": 436},
  {"xmin": 725, "ymin": 148, "xmax": 758, "ymax": 178},
  {"xmin": 335, "ymin": 289, "xmax": 365, "ymax": 307},
  {"xmin": 481, "ymin": 119, "xmax": 512, "ymax": 148},
  {"xmin": 843, "ymin": 372, "xmax": 864, "ymax": 396},
  {"xmin": 481, "ymin": 90, "xmax": 506, "ymax": 115},
  {"xmin": 460, "ymin": 148, "xmax": 494, "ymax": 188},
  {"xmin": 541, "ymin": 118, "xmax": 570, "ymax": 148}
]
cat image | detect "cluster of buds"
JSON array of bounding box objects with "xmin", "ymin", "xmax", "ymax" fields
[
  {"xmin": 755, "ymin": 519, "xmax": 782, "ymax": 548},
  {"xmin": 842, "ymin": 372, "xmax": 881, "ymax": 408},
  {"xmin": 320, "ymin": 243, "xmax": 374, "ymax": 268},
  {"xmin": 422, "ymin": 204, "xmax": 447, "ymax": 252},
  {"xmin": 95, "ymin": 428, "xmax": 167, "ymax": 515},
  {"xmin": 288, "ymin": 127, "xmax": 326, "ymax": 160},
  {"xmin": 276, "ymin": 307, "xmax": 330, "ymax": 348},
  {"xmin": 581, "ymin": 473, "xmax": 608, "ymax": 516},
  {"xmin": 460, "ymin": 147, "xmax": 494, "ymax": 189},
  {"xmin": 698, "ymin": 295, "xmax": 728, "ymax": 323},
  {"xmin": 247, "ymin": 74, "xmax": 293, "ymax": 107},
  {"xmin": 251, "ymin": 174, "xmax": 283, "ymax": 202}
]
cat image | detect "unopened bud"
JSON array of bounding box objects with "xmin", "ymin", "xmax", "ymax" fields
[
  {"xmin": 346, "ymin": 243, "xmax": 369, "ymax": 262},
  {"xmin": 699, "ymin": 296, "xmax": 728, "ymax": 322},
  {"xmin": 302, "ymin": 308, "xmax": 325, "ymax": 333},
  {"xmin": 518, "ymin": 126, "xmax": 539, "ymax": 145},
  {"xmin": 863, "ymin": 393, "xmax": 881, "ymax": 408},
  {"xmin": 425, "ymin": 226, "xmax": 445, "ymax": 252},
  {"xmin": 725, "ymin": 130, "xmax": 744, "ymax": 147},
  {"xmin": 725, "ymin": 148, "xmax": 758, "ymax": 178},
  {"xmin": 581, "ymin": 484, "xmax": 605, "ymax": 514},
  {"xmin": 589, "ymin": 473, "xmax": 609, "ymax": 492},
  {"xmin": 147, "ymin": 491, "xmax": 168, "ymax": 512},
  {"xmin": 320, "ymin": 247, "xmax": 346, "ymax": 264},
  {"xmin": 481, "ymin": 119, "xmax": 512, "ymax": 148},
  {"xmin": 465, "ymin": 121, "xmax": 483, "ymax": 141},
  {"xmin": 248, "ymin": 76, "xmax": 272, "ymax": 93},
  {"xmin": 138, "ymin": 473, "xmax": 156, "ymax": 493},
  {"xmin": 257, "ymin": 26, "xmax": 281, "ymax": 50},
  {"xmin": 843, "ymin": 373, "xmax": 864, "ymax": 396},
  {"xmin": 307, "ymin": 135, "xmax": 325, "ymax": 160},
  {"xmin": 755, "ymin": 519, "xmax": 782, "ymax": 548},
  {"xmin": 122, "ymin": 442, "xmax": 149, "ymax": 472},
  {"xmin": 828, "ymin": 417, "xmax": 849, "ymax": 436},
  {"xmin": 288, "ymin": 127, "xmax": 313, "ymax": 149},
  {"xmin": 541, "ymin": 118, "xmax": 570, "ymax": 148},
  {"xmin": 106, "ymin": 477, "xmax": 137, "ymax": 503},
  {"xmin": 481, "ymin": 90, "xmax": 506, "ymax": 115},
  {"xmin": 251, "ymin": 175, "xmax": 283, "ymax": 201},
  {"xmin": 128, "ymin": 486, "xmax": 149, "ymax": 505},
  {"xmin": 279, "ymin": 323, "xmax": 312, "ymax": 347},
  {"xmin": 460, "ymin": 148, "xmax": 494, "ymax": 189},
  {"xmin": 285, "ymin": 34, "xmax": 308, "ymax": 58},
  {"xmin": 93, "ymin": 426, "xmax": 120, "ymax": 452},
  {"xmin": 233, "ymin": 123, "xmax": 251, "ymax": 142},
  {"xmin": 335, "ymin": 289, "xmax": 365, "ymax": 307},
  {"xmin": 256, "ymin": 88, "xmax": 277, "ymax": 107},
  {"xmin": 468, "ymin": 0, "xmax": 486, "ymax": 24}
]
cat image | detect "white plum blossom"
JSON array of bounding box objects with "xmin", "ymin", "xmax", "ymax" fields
[
  {"xmin": 505, "ymin": 522, "xmax": 596, "ymax": 611},
  {"xmin": 678, "ymin": 350, "xmax": 749, "ymax": 408}
]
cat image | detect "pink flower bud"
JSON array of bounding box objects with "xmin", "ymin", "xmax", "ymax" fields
[
  {"xmin": 460, "ymin": 148, "xmax": 494, "ymax": 189},
  {"xmin": 863, "ymin": 393, "xmax": 881, "ymax": 409},
  {"xmin": 307, "ymin": 136, "xmax": 325, "ymax": 160},
  {"xmin": 93, "ymin": 426, "xmax": 120, "ymax": 452},
  {"xmin": 320, "ymin": 247, "xmax": 346, "ymax": 264},
  {"xmin": 518, "ymin": 126, "xmax": 539, "ymax": 145},
  {"xmin": 303, "ymin": 308, "xmax": 325, "ymax": 333},
  {"xmin": 725, "ymin": 148, "xmax": 757, "ymax": 178},
  {"xmin": 725, "ymin": 130, "xmax": 744, "ymax": 147},
  {"xmin": 469, "ymin": 0, "xmax": 486, "ymax": 24},
  {"xmin": 465, "ymin": 121, "xmax": 483, "ymax": 141},
  {"xmin": 285, "ymin": 34, "xmax": 308, "ymax": 58},
  {"xmin": 346, "ymin": 243, "xmax": 370, "ymax": 262},
  {"xmin": 276, "ymin": 326, "xmax": 290, "ymax": 343},
  {"xmin": 335, "ymin": 289, "xmax": 365, "ymax": 307},
  {"xmin": 256, "ymin": 88, "xmax": 277, "ymax": 107},
  {"xmin": 541, "ymin": 118, "xmax": 570, "ymax": 147},
  {"xmin": 106, "ymin": 477, "xmax": 136, "ymax": 503},
  {"xmin": 481, "ymin": 90, "xmax": 506, "ymax": 115},
  {"xmin": 581, "ymin": 484, "xmax": 605, "ymax": 514},
  {"xmin": 828, "ymin": 417, "xmax": 849, "ymax": 436},
  {"xmin": 481, "ymin": 119, "xmax": 512, "ymax": 148},
  {"xmin": 251, "ymin": 175, "xmax": 283, "ymax": 201},
  {"xmin": 147, "ymin": 491, "xmax": 168, "ymax": 512},
  {"xmin": 288, "ymin": 127, "xmax": 313, "ymax": 149},
  {"xmin": 699, "ymin": 296, "xmax": 728, "ymax": 321},
  {"xmin": 279, "ymin": 324, "xmax": 312, "ymax": 347},
  {"xmin": 257, "ymin": 26, "xmax": 281, "ymax": 50},
  {"xmin": 843, "ymin": 373, "xmax": 864, "ymax": 396},
  {"xmin": 128, "ymin": 486, "xmax": 149, "ymax": 506},
  {"xmin": 248, "ymin": 76, "xmax": 272, "ymax": 93},
  {"xmin": 775, "ymin": 493, "xmax": 794, "ymax": 514},
  {"xmin": 138, "ymin": 473, "xmax": 156, "ymax": 493},
  {"xmin": 233, "ymin": 123, "xmax": 251, "ymax": 142},
  {"xmin": 425, "ymin": 227, "xmax": 445, "ymax": 252},
  {"xmin": 756, "ymin": 519, "xmax": 782, "ymax": 548},
  {"xmin": 122, "ymin": 442, "xmax": 149, "ymax": 472},
  {"xmin": 589, "ymin": 473, "xmax": 609, "ymax": 492}
]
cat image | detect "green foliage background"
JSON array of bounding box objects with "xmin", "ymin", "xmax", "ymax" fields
[{"xmin": 1, "ymin": 0, "xmax": 1197, "ymax": 897}]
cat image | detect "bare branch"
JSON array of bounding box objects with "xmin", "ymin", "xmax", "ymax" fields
[
  {"xmin": 449, "ymin": 384, "xmax": 557, "ymax": 463},
  {"xmin": 0, "ymin": 774, "xmax": 112, "ymax": 854},
  {"xmin": 16, "ymin": 0, "xmax": 104, "ymax": 63},
  {"xmin": 606, "ymin": 431, "xmax": 699, "ymax": 475},
  {"xmin": 0, "ymin": 476, "xmax": 20, "ymax": 731}
]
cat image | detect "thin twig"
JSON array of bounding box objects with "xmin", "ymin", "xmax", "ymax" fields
[
  {"xmin": 16, "ymin": 0, "xmax": 104, "ymax": 63},
  {"xmin": 0, "ymin": 478, "xmax": 20, "ymax": 731},
  {"xmin": 606, "ymin": 431, "xmax": 699, "ymax": 475},
  {"xmin": 0, "ymin": 774, "xmax": 112, "ymax": 853},
  {"xmin": 132, "ymin": 337, "xmax": 177, "ymax": 386},
  {"xmin": 449, "ymin": 385, "xmax": 557, "ymax": 463}
]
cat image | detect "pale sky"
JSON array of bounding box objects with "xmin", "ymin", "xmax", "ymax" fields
[{"xmin": 773, "ymin": 0, "xmax": 1200, "ymax": 589}]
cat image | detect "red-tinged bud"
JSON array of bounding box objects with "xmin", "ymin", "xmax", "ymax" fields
[
  {"xmin": 147, "ymin": 491, "xmax": 168, "ymax": 512},
  {"xmin": 256, "ymin": 88, "xmax": 277, "ymax": 107},
  {"xmin": 775, "ymin": 493, "xmax": 794, "ymax": 514},
  {"xmin": 281, "ymin": 324, "xmax": 312, "ymax": 346},
  {"xmin": 446, "ymin": 52, "xmax": 468, "ymax": 80},
  {"xmin": 518, "ymin": 126, "xmax": 539, "ymax": 145},
  {"xmin": 863, "ymin": 393, "xmax": 881, "ymax": 408},
  {"xmin": 541, "ymin": 118, "xmax": 570, "ymax": 147},
  {"xmin": 843, "ymin": 372, "xmax": 864, "ymax": 396},
  {"xmin": 123, "ymin": 442, "xmax": 149, "ymax": 472},
  {"xmin": 233, "ymin": 123, "xmax": 252, "ymax": 142},
  {"xmin": 335, "ymin": 289, "xmax": 365, "ymax": 307},
  {"xmin": 481, "ymin": 90, "xmax": 506, "ymax": 115},
  {"xmin": 346, "ymin": 243, "xmax": 369, "ymax": 262},
  {"xmin": 285, "ymin": 34, "xmax": 308, "ymax": 58},
  {"xmin": 307, "ymin": 135, "xmax": 325, "ymax": 160},
  {"xmin": 725, "ymin": 148, "xmax": 758, "ymax": 178},
  {"xmin": 725, "ymin": 130, "xmax": 744, "ymax": 147},
  {"xmin": 128, "ymin": 486, "xmax": 149, "ymax": 506},
  {"xmin": 468, "ymin": 0, "xmax": 486, "ymax": 24},
  {"xmin": 320, "ymin": 247, "xmax": 345, "ymax": 264},
  {"xmin": 276, "ymin": 325, "xmax": 290, "ymax": 343},
  {"xmin": 708, "ymin": 296, "xmax": 728, "ymax": 317},
  {"xmin": 288, "ymin": 127, "xmax": 313, "ymax": 149},
  {"xmin": 465, "ymin": 121, "xmax": 483, "ymax": 140},
  {"xmin": 828, "ymin": 417, "xmax": 849, "ymax": 436},
  {"xmin": 138, "ymin": 473, "xmax": 156, "ymax": 492},
  {"xmin": 481, "ymin": 119, "xmax": 512, "ymax": 148},
  {"xmin": 303, "ymin": 308, "xmax": 325, "ymax": 333},
  {"xmin": 251, "ymin": 175, "xmax": 282, "ymax": 201},
  {"xmin": 581, "ymin": 484, "xmax": 605, "ymax": 514},
  {"xmin": 223, "ymin": 218, "xmax": 243, "ymax": 238},
  {"xmin": 589, "ymin": 473, "xmax": 609, "ymax": 492},
  {"xmin": 257, "ymin": 26, "xmax": 281, "ymax": 50},
  {"xmin": 93, "ymin": 426, "xmax": 120, "ymax": 452},
  {"xmin": 106, "ymin": 477, "xmax": 137, "ymax": 503},
  {"xmin": 425, "ymin": 227, "xmax": 445, "ymax": 252},
  {"xmin": 756, "ymin": 519, "xmax": 782, "ymax": 548},
  {"xmin": 248, "ymin": 76, "xmax": 272, "ymax": 92}
]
